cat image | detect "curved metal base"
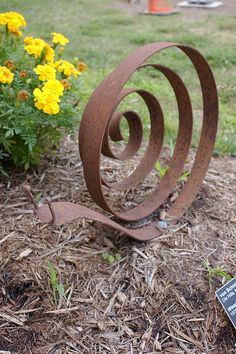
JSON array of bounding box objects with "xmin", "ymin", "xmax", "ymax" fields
[{"xmin": 36, "ymin": 201, "xmax": 165, "ymax": 241}]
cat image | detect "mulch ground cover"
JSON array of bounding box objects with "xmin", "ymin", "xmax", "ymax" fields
[{"xmin": 0, "ymin": 137, "xmax": 235, "ymax": 353}]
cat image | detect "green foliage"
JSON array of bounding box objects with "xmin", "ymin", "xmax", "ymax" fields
[
  {"xmin": 178, "ymin": 170, "xmax": 191, "ymax": 182},
  {"xmin": 155, "ymin": 160, "xmax": 168, "ymax": 178},
  {"xmin": 47, "ymin": 260, "xmax": 66, "ymax": 302},
  {"xmin": 215, "ymin": 104, "xmax": 236, "ymax": 154},
  {"xmin": 0, "ymin": 14, "xmax": 85, "ymax": 174},
  {"xmin": 0, "ymin": 149, "xmax": 9, "ymax": 176},
  {"xmin": 155, "ymin": 160, "xmax": 190, "ymax": 182},
  {"xmin": 204, "ymin": 260, "xmax": 233, "ymax": 286},
  {"xmin": 102, "ymin": 252, "xmax": 122, "ymax": 264}
]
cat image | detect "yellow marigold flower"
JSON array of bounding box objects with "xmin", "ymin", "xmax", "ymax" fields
[
  {"xmin": 54, "ymin": 60, "xmax": 79, "ymax": 78},
  {"xmin": 4, "ymin": 12, "xmax": 26, "ymax": 26},
  {"xmin": 17, "ymin": 90, "xmax": 29, "ymax": 101},
  {"xmin": 25, "ymin": 44, "xmax": 43, "ymax": 58},
  {"xmin": 34, "ymin": 64, "xmax": 56, "ymax": 81},
  {"xmin": 0, "ymin": 12, "xmax": 23, "ymax": 25},
  {"xmin": 78, "ymin": 62, "xmax": 87, "ymax": 72},
  {"xmin": 43, "ymin": 79, "xmax": 64, "ymax": 96},
  {"xmin": 44, "ymin": 44, "xmax": 54, "ymax": 63},
  {"xmin": 24, "ymin": 37, "xmax": 46, "ymax": 59},
  {"xmin": 0, "ymin": 14, "xmax": 8, "ymax": 25},
  {"xmin": 0, "ymin": 12, "xmax": 26, "ymax": 36},
  {"xmin": 24, "ymin": 36, "xmax": 34, "ymax": 45},
  {"xmin": 7, "ymin": 18, "xmax": 23, "ymax": 36},
  {"xmin": 4, "ymin": 60, "xmax": 16, "ymax": 71},
  {"xmin": 0, "ymin": 66, "xmax": 14, "ymax": 84},
  {"xmin": 33, "ymin": 87, "xmax": 61, "ymax": 115},
  {"xmin": 51, "ymin": 32, "xmax": 69, "ymax": 46},
  {"xmin": 72, "ymin": 70, "xmax": 80, "ymax": 78}
]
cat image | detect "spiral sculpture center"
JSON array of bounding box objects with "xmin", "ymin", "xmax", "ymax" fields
[{"xmin": 31, "ymin": 42, "xmax": 218, "ymax": 241}]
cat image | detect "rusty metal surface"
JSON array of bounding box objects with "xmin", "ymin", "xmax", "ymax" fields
[{"xmin": 26, "ymin": 42, "xmax": 218, "ymax": 241}]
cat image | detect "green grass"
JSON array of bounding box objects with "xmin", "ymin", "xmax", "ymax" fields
[
  {"xmin": 204, "ymin": 259, "xmax": 233, "ymax": 286},
  {"xmin": 47, "ymin": 260, "xmax": 66, "ymax": 304},
  {"xmin": 1, "ymin": 0, "xmax": 236, "ymax": 154}
]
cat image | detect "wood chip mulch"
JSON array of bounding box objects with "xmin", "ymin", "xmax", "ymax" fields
[{"xmin": 0, "ymin": 138, "xmax": 235, "ymax": 354}]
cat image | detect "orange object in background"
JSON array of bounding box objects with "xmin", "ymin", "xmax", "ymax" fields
[{"xmin": 148, "ymin": 0, "xmax": 172, "ymax": 13}]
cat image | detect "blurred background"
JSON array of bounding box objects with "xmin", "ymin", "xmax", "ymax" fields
[{"xmin": 1, "ymin": 0, "xmax": 235, "ymax": 155}]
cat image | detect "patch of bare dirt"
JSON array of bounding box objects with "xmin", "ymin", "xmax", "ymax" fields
[{"xmin": 0, "ymin": 138, "xmax": 235, "ymax": 353}]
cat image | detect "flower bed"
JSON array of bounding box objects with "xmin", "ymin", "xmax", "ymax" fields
[{"xmin": 0, "ymin": 11, "xmax": 86, "ymax": 174}]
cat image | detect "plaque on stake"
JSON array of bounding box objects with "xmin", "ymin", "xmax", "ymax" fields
[{"xmin": 216, "ymin": 277, "xmax": 236, "ymax": 330}]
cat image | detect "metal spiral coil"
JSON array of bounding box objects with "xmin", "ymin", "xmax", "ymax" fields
[{"xmin": 29, "ymin": 42, "xmax": 218, "ymax": 241}]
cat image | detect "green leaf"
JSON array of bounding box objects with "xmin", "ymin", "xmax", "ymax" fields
[
  {"xmin": 102, "ymin": 252, "xmax": 122, "ymax": 264},
  {"xmin": 178, "ymin": 170, "xmax": 190, "ymax": 182},
  {"xmin": 5, "ymin": 129, "xmax": 14, "ymax": 138},
  {"xmin": 48, "ymin": 260, "xmax": 58, "ymax": 288},
  {"xmin": 155, "ymin": 161, "xmax": 168, "ymax": 178}
]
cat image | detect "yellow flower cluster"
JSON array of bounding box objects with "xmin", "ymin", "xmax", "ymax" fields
[
  {"xmin": 44, "ymin": 44, "xmax": 55, "ymax": 63},
  {"xmin": 34, "ymin": 64, "xmax": 56, "ymax": 81},
  {"xmin": 51, "ymin": 32, "xmax": 69, "ymax": 46},
  {"xmin": 54, "ymin": 60, "xmax": 80, "ymax": 77},
  {"xmin": 0, "ymin": 11, "xmax": 87, "ymax": 116},
  {"xmin": 33, "ymin": 79, "xmax": 64, "ymax": 115},
  {"xmin": 24, "ymin": 37, "xmax": 54, "ymax": 62},
  {"xmin": 0, "ymin": 12, "xmax": 26, "ymax": 36},
  {"xmin": 24, "ymin": 36, "xmax": 46, "ymax": 59},
  {"xmin": 0, "ymin": 66, "xmax": 14, "ymax": 84}
]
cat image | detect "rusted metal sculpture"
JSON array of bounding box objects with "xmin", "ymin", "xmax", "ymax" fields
[{"xmin": 25, "ymin": 42, "xmax": 218, "ymax": 241}]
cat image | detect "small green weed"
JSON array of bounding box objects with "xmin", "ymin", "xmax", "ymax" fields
[
  {"xmin": 48, "ymin": 260, "xmax": 66, "ymax": 302},
  {"xmin": 204, "ymin": 260, "xmax": 233, "ymax": 285},
  {"xmin": 102, "ymin": 252, "xmax": 121, "ymax": 264},
  {"xmin": 178, "ymin": 170, "xmax": 191, "ymax": 182},
  {"xmin": 155, "ymin": 160, "xmax": 168, "ymax": 178},
  {"xmin": 155, "ymin": 160, "xmax": 190, "ymax": 182}
]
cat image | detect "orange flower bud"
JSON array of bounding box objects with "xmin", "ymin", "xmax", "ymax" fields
[
  {"xmin": 78, "ymin": 62, "xmax": 87, "ymax": 72},
  {"xmin": 19, "ymin": 70, "xmax": 28, "ymax": 79},
  {"xmin": 4, "ymin": 60, "xmax": 16, "ymax": 71},
  {"xmin": 17, "ymin": 90, "xmax": 29, "ymax": 101},
  {"xmin": 60, "ymin": 79, "xmax": 71, "ymax": 90}
]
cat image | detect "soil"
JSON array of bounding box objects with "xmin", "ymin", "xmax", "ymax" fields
[{"xmin": 0, "ymin": 137, "xmax": 235, "ymax": 353}]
